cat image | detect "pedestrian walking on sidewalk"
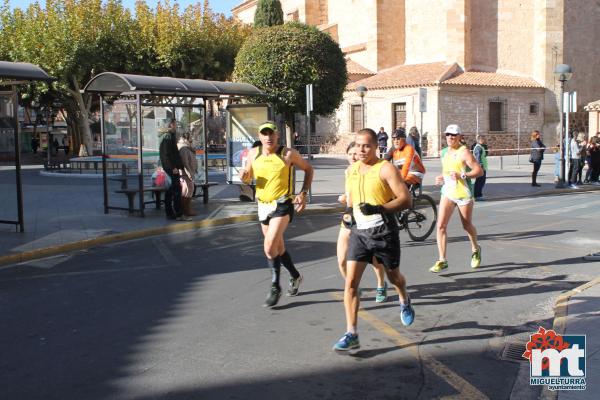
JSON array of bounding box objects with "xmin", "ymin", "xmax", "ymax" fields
[
  {"xmin": 31, "ymin": 137, "xmax": 38, "ymax": 154},
  {"xmin": 333, "ymin": 128, "xmax": 414, "ymax": 351},
  {"xmin": 337, "ymin": 142, "xmax": 388, "ymax": 304},
  {"xmin": 473, "ymin": 135, "xmax": 488, "ymax": 200},
  {"xmin": 159, "ymin": 119, "xmax": 186, "ymax": 221},
  {"xmin": 239, "ymin": 122, "xmax": 314, "ymax": 308},
  {"xmin": 178, "ymin": 132, "xmax": 198, "ymax": 217},
  {"xmin": 569, "ymin": 132, "xmax": 585, "ymax": 188},
  {"xmin": 430, "ymin": 124, "xmax": 483, "ymax": 274},
  {"xmin": 406, "ymin": 126, "xmax": 422, "ymax": 157},
  {"xmin": 588, "ymin": 137, "xmax": 600, "ymax": 184},
  {"xmin": 377, "ymin": 127, "xmax": 388, "ymax": 158},
  {"xmin": 529, "ymin": 130, "xmax": 546, "ymax": 187}
]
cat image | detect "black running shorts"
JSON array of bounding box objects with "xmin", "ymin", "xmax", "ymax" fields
[
  {"xmin": 260, "ymin": 199, "xmax": 294, "ymax": 225},
  {"xmin": 347, "ymin": 223, "xmax": 400, "ymax": 269}
]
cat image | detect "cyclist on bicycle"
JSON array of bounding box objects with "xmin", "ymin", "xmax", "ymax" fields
[{"xmin": 386, "ymin": 129, "xmax": 425, "ymax": 188}]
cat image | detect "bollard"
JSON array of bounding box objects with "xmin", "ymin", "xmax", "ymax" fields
[{"xmin": 500, "ymin": 155, "xmax": 503, "ymax": 170}]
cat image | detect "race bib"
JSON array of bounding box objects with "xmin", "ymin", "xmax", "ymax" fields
[
  {"xmin": 443, "ymin": 175, "xmax": 457, "ymax": 189},
  {"xmin": 258, "ymin": 201, "xmax": 277, "ymax": 221}
]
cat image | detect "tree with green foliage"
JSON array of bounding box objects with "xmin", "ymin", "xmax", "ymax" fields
[
  {"xmin": 254, "ymin": 0, "xmax": 284, "ymax": 27},
  {"xmin": 233, "ymin": 22, "xmax": 347, "ymax": 146},
  {"xmin": 0, "ymin": 0, "xmax": 139, "ymax": 153},
  {"xmin": 134, "ymin": 0, "xmax": 251, "ymax": 80},
  {"xmin": 0, "ymin": 0, "xmax": 251, "ymax": 154}
]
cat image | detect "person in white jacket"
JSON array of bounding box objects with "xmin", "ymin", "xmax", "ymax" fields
[{"xmin": 569, "ymin": 132, "xmax": 586, "ymax": 188}]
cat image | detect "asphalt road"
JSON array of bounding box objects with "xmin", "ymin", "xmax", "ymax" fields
[{"xmin": 2, "ymin": 192, "xmax": 600, "ymax": 400}]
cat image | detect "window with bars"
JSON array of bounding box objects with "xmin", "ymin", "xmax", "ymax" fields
[
  {"xmin": 489, "ymin": 98, "xmax": 507, "ymax": 132},
  {"xmin": 392, "ymin": 103, "xmax": 406, "ymax": 130},
  {"xmin": 529, "ymin": 102, "xmax": 539, "ymax": 115},
  {"xmin": 351, "ymin": 104, "xmax": 363, "ymax": 132},
  {"xmin": 287, "ymin": 10, "xmax": 299, "ymax": 21}
]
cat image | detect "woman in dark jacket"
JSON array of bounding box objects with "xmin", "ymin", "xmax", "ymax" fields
[{"xmin": 530, "ymin": 130, "xmax": 546, "ymax": 187}]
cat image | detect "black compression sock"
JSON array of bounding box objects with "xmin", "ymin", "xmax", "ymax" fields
[
  {"xmin": 268, "ymin": 256, "xmax": 281, "ymax": 287},
  {"xmin": 280, "ymin": 251, "xmax": 300, "ymax": 279}
]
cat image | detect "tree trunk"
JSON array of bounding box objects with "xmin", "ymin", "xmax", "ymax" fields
[
  {"xmin": 61, "ymin": 104, "xmax": 82, "ymax": 156},
  {"xmin": 284, "ymin": 111, "xmax": 293, "ymax": 148},
  {"xmin": 68, "ymin": 79, "xmax": 93, "ymax": 155}
]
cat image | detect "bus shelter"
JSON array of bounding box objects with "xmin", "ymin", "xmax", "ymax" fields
[
  {"xmin": 83, "ymin": 72, "xmax": 263, "ymax": 216},
  {"xmin": 0, "ymin": 61, "xmax": 54, "ymax": 232}
]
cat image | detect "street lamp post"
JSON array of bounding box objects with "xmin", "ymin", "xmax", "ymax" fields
[
  {"xmin": 554, "ymin": 64, "xmax": 573, "ymax": 188},
  {"xmin": 356, "ymin": 85, "xmax": 368, "ymax": 130}
]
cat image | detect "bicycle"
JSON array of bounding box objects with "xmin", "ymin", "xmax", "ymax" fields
[{"xmin": 396, "ymin": 184, "xmax": 437, "ymax": 241}]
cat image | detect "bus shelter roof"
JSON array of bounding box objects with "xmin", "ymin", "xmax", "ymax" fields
[
  {"xmin": 83, "ymin": 72, "xmax": 263, "ymax": 97},
  {"xmin": 0, "ymin": 61, "xmax": 54, "ymax": 82}
]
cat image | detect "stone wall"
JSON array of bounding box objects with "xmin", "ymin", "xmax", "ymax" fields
[
  {"xmin": 404, "ymin": 0, "xmax": 447, "ymax": 64},
  {"xmin": 446, "ymin": 0, "xmax": 468, "ymax": 67},
  {"xmin": 564, "ymin": 0, "xmax": 600, "ymax": 109},
  {"xmin": 438, "ymin": 86, "xmax": 546, "ymax": 155},
  {"xmin": 376, "ymin": 0, "xmax": 405, "ymax": 70},
  {"xmin": 329, "ymin": 0, "xmax": 379, "ymax": 72},
  {"xmin": 305, "ymin": 0, "xmax": 328, "ymax": 26}
]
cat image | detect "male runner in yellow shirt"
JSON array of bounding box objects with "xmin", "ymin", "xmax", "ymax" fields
[
  {"xmin": 333, "ymin": 128, "xmax": 414, "ymax": 351},
  {"xmin": 239, "ymin": 122, "xmax": 314, "ymax": 307}
]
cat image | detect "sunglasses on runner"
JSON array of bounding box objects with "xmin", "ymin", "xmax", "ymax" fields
[{"xmin": 445, "ymin": 133, "xmax": 459, "ymax": 137}]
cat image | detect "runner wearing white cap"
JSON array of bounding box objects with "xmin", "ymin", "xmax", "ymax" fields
[{"xmin": 430, "ymin": 124, "xmax": 483, "ymax": 273}]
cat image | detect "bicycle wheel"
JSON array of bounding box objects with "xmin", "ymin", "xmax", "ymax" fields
[{"xmin": 406, "ymin": 194, "xmax": 437, "ymax": 241}]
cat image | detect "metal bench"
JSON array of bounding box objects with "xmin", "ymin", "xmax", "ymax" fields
[
  {"xmin": 192, "ymin": 182, "xmax": 219, "ymax": 204},
  {"xmin": 114, "ymin": 187, "xmax": 167, "ymax": 214}
]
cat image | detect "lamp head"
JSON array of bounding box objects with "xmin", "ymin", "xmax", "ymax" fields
[
  {"xmin": 554, "ymin": 64, "xmax": 573, "ymax": 82},
  {"xmin": 356, "ymin": 85, "xmax": 368, "ymax": 98}
]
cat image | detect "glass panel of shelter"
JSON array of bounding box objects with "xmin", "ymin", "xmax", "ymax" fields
[
  {"xmin": 140, "ymin": 102, "xmax": 206, "ymax": 184},
  {"xmin": 100, "ymin": 101, "xmax": 138, "ymax": 211},
  {"xmin": 226, "ymin": 104, "xmax": 270, "ymax": 184},
  {"xmin": 102, "ymin": 97, "xmax": 207, "ymax": 214},
  {"xmin": 0, "ymin": 92, "xmax": 18, "ymax": 224}
]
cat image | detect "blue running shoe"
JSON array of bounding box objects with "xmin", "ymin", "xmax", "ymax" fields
[
  {"xmin": 333, "ymin": 332, "xmax": 360, "ymax": 351},
  {"xmin": 375, "ymin": 281, "xmax": 388, "ymax": 303},
  {"xmin": 400, "ymin": 298, "xmax": 415, "ymax": 326}
]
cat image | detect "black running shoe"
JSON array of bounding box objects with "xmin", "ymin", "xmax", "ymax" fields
[
  {"xmin": 286, "ymin": 275, "xmax": 303, "ymax": 297},
  {"xmin": 263, "ymin": 284, "xmax": 281, "ymax": 307}
]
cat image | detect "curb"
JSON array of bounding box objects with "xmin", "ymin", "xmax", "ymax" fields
[
  {"xmin": 0, "ymin": 206, "xmax": 343, "ymax": 268},
  {"xmin": 537, "ymin": 275, "xmax": 600, "ymax": 400},
  {"xmin": 2, "ymin": 186, "xmax": 597, "ymax": 268},
  {"xmin": 479, "ymin": 185, "xmax": 600, "ymax": 203}
]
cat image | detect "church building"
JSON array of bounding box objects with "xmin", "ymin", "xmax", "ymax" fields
[{"xmin": 233, "ymin": 0, "xmax": 600, "ymax": 155}]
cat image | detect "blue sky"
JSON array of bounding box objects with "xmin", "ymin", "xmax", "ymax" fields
[{"xmin": 8, "ymin": 0, "xmax": 241, "ymax": 16}]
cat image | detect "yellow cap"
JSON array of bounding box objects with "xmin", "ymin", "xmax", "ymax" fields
[{"xmin": 259, "ymin": 121, "xmax": 277, "ymax": 133}]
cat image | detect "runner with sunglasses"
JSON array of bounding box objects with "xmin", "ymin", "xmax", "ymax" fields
[
  {"xmin": 239, "ymin": 122, "xmax": 314, "ymax": 307},
  {"xmin": 430, "ymin": 124, "xmax": 483, "ymax": 273}
]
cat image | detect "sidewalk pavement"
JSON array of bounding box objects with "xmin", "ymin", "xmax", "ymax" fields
[
  {"xmin": 552, "ymin": 277, "xmax": 600, "ymax": 400},
  {"xmin": 1, "ymin": 153, "xmax": 599, "ymax": 397},
  {"xmin": 1, "ymin": 153, "xmax": 598, "ymax": 264}
]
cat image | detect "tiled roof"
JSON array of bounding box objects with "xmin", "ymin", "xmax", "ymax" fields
[
  {"xmin": 347, "ymin": 62, "xmax": 457, "ymax": 91},
  {"xmin": 442, "ymin": 71, "xmax": 543, "ymax": 88},
  {"xmin": 585, "ymin": 100, "xmax": 600, "ymax": 111},
  {"xmin": 346, "ymin": 59, "xmax": 374, "ymax": 76}
]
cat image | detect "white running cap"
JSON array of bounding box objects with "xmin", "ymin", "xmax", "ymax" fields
[{"xmin": 444, "ymin": 124, "xmax": 462, "ymax": 135}]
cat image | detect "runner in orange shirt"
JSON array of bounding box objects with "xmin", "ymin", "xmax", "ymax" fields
[{"xmin": 388, "ymin": 129, "xmax": 425, "ymax": 187}]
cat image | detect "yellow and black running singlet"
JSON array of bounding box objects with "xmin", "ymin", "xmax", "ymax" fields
[
  {"xmin": 252, "ymin": 145, "xmax": 293, "ymax": 203},
  {"xmin": 346, "ymin": 159, "xmax": 394, "ymax": 229}
]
